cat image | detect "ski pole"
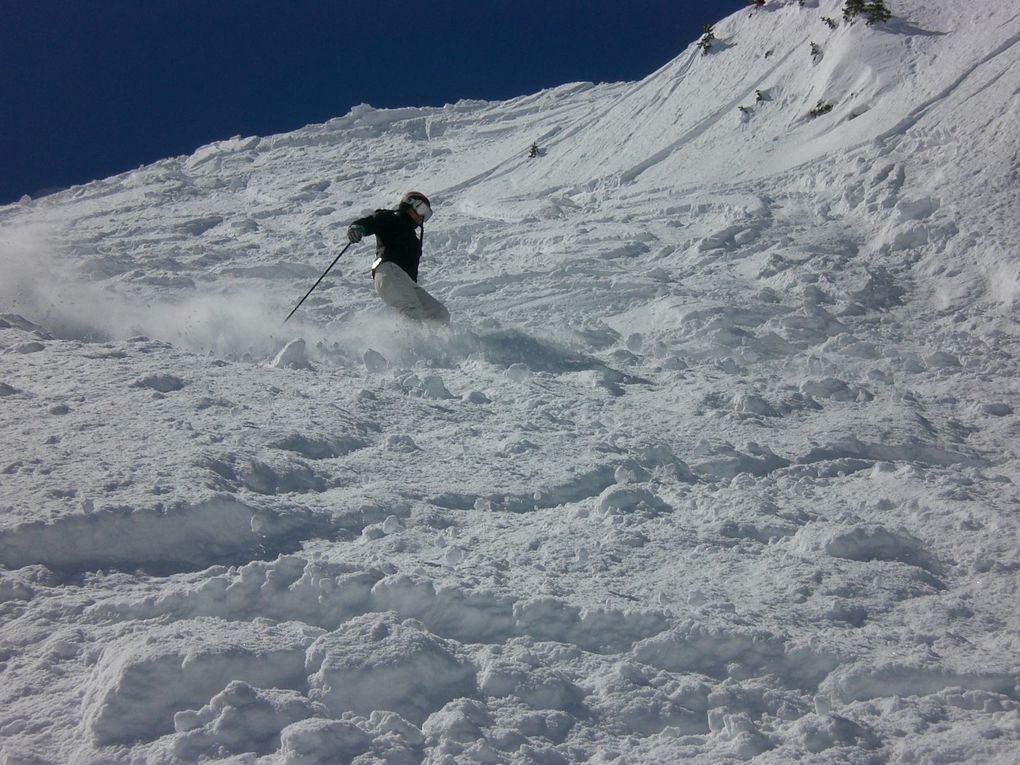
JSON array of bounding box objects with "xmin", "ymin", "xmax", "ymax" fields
[{"xmin": 283, "ymin": 242, "xmax": 353, "ymax": 324}]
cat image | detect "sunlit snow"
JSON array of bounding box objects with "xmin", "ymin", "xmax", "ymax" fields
[{"xmin": 2, "ymin": 1, "xmax": 1019, "ymax": 763}]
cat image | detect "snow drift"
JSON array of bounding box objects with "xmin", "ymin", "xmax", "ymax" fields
[{"xmin": 2, "ymin": 1, "xmax": 1020, "ymax": 763}]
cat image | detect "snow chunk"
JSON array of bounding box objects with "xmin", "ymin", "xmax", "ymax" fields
[
  {"xmin": 595, "ymin": 484, "xmax": 671, "ymax": 517},
  {"xmin": 512, "ymin": 597, "xmax": 669, "ymax": 653},
  {"xmin": 172, "ymin": 680, "xmax": 327, "ymax": 760},
  {"xmin": 385, "ymin": 434, "xmax": 420, "ymax": 452},
  {"xmin": 799, "ymin": 377, "xmax": 872, "ymax": 402},
  {"xmin": 590, "ymin": 661, "xmax": 708, "ymax": 737},
  {"xmin": 731, "ymin": 393, "xmax": 779, "ymax": 417},
  {"xmin": 924, "ymin": 350, "xmax": 961, "ymax": 369},
  {"xmin": 306, "ymin": 612, "xmax": 476, "ymax": 724},
  {"xmin": 853, "ymin": 268, "xmax": 907, "ymax": 309},
  {"xmin": 270, "ymin": 432, "xmax": 370, "ymax": 459},
  {"xmin": 690, "ymin": 442, "xmax": 790, "ymax": 480},
  {"xmin": 421, "ymin": 374, "xmax": 455, "ymax": 400},
  {"xmin": 279, "ymin": 718, "xmax": 374, "ymax": 764},
  {"xmin": 422, "ymin": 698, "xmax": 493, "ymax": 744},
  {"xmin": 788, "ymin": 713, "xmax": 881, "ymax": 754},
  {"xmin": 133, "ymin": 373, "xmax": 186, "ymax": 393},
  {"xmin": 895, "ymin": 196, "xmax": 940, "ymax": 222},
  {"xmin": 506, "ymin": 363, "xmax": 531, "ymax": 382},
  {"xmin": 820, "ymin": 659, "xmax": 1017, "ymax": 704},
  {"xmin": 363, "ymin": 348, "xmax": 388, "ymax": 372},
  {"xmin": 83, "ymin": 619, "xmax": 315, "ymax": 745},
  {"xmin": 197, "ymin": 453, "xmax": 327, "ymax": 494},
  {"xmin": 0, "ymin": 498, "xmax": 306, "ymax": 574},
  {"xmin": 633, "ymin": 621, "xmax": 836, "ymax": 688},
  {"xmin": 478, "ymin": 647, "xmax": 583, "ymax": 710},
  {"xmin": 176, "ymin": 216, "xmax": 224, "ymax": 236},
  {"xmin": 791, "ymin": 523, "xmax": 936, "ymax": 571},
  {"xmin": 368, "ymin": 574, "xmax": 516, "ymax": 643},
  {"xmin": 979, "ymin": 402, "xmax": 1013, "ymax": 416},
  {"xmin": 271, "ymin": 338, "xmax": 313, "ymax": 370}
]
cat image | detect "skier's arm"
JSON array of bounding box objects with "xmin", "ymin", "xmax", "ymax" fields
[{"xmin": 348, "ymin": 212, "xmax": 381, "ymax": 243}]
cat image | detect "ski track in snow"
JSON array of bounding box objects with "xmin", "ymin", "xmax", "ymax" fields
[{"xmin": 2, "ymin": 1, "xmax": 1020, "ymax": 763}]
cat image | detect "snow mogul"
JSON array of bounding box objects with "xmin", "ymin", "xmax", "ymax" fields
[{"xmin": 347, "ymin": 191, "xmax": 450, "ymax": 324}]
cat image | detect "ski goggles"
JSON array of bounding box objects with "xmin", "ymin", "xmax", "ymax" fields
[{"xmin": 405, "ymin": 196, "xmax": 433, "ymax": 222}]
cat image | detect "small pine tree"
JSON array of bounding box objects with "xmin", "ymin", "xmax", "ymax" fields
[
  {"xmin": 823, "ymin": 16, "xmax": 839, "ymax": 29},
  {"xmin": 809, "ymin": 99, "xmax": 834, "ymax": 118},
  {"xmin": 843, "ymin": 0, "xmax": 866, "ymax": 22},
  {"xmin": 810, "ymin": 42, "xmax": 822, "ymax": 59},
  {"xmin": 697, "ymin": 24, "xmax": 716, "ymax": 55},
  {"xmin": 864, "ymin": 1, "xmax": 892, "ymax": 24}
]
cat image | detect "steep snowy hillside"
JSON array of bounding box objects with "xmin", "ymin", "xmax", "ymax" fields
[{"xmin": 2, "ymin": 1, "xmax": 1019, "ymax": 763}]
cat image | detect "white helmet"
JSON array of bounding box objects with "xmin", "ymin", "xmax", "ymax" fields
[{"xmin": 400, "ymin": 191, "xmax": 432, "ymax": 222}]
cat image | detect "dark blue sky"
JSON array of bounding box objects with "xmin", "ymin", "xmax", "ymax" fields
[{"xmin": 1, "ymin": 1, "xmax": 749, "ymax": 205}]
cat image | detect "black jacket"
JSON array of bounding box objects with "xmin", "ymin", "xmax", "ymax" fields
[{"xmin": 353, "ymin": 209, "xmax": 423, "ymax": 282}]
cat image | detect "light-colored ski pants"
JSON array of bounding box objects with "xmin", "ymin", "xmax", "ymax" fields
[{"xmin": 373, "ymin": 261, "xmax": 450, "ymax": 324}]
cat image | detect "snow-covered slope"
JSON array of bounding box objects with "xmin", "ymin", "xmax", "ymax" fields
[{"xmin": 2, "ymin": 1, "xmax": 1020, "ymax": 762}]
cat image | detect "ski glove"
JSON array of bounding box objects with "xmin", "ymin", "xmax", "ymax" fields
[{"xmin": 347, "ymin": 224, "xmax": 366, "ymax": 243}]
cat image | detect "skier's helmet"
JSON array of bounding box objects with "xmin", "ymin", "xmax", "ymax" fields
[{"xmin": 400, "ymin": 191, "xmax": 432, "ymax": 222}]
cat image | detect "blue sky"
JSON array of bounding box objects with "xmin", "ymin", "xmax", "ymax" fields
[{"xmin": 1, "ymin": 1, "xmax": 750, "ymax": 204}]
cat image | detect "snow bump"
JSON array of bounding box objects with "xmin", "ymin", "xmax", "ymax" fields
[
  {"xmin": 83, "ymin": 619, "xmax": 313, "ymax": 746},
  {"xmin": 306, "ymin": 612, "xmax": 476, "ymax": 724}
]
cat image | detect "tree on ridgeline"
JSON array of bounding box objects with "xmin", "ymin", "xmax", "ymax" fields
[
  {"xmin": 697, "ymin": 24, "xmax": 716, "ymax": 55},
  {"xmin": 843, "ymin": 0, "xmax": 866, "ymax": 22},
  {"xmin": 864, "ymin": 1, "xmax": 893, "ymax": 24},
  {"xmin": 809, "ymin": 99, "xmax": 834, "ymax": 118}
]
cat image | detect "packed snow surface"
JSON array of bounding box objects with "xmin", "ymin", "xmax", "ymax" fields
[{"xmin": 2, "ymin": 1, "xmax": 1020, "ymax": 762}]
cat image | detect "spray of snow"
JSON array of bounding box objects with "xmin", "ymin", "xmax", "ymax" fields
[{"xmin": 0, "ymin": 222, "xmax": 319, "ymax": 357}]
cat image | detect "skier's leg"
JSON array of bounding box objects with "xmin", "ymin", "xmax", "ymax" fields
[
  {"xmin": 373, "ymin": 262, "xmax": 424, "ymax": 321},
  {"xmin": 414, "ymin": 285, "xmax": 450, "ymax": 324}
]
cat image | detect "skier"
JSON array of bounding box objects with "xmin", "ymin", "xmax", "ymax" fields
[{"xmin": 347, "ymin": 192, "xmax": 450, "ymax": 324}]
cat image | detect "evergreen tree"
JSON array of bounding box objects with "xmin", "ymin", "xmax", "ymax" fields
[
  {"xmin": 697, "ymin": 24, "xmax": 716, "ymax": 55},
  {"xmin": 809, "ymin": 99, "xmax": 834, "ymax": 118},
  {"xmin": 843, "ymin": 0, "xmax": 866, "ymax": 22},
  {"xmin": 864, "ymin": 1, "xmax": 892, "ymax": 24}
]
